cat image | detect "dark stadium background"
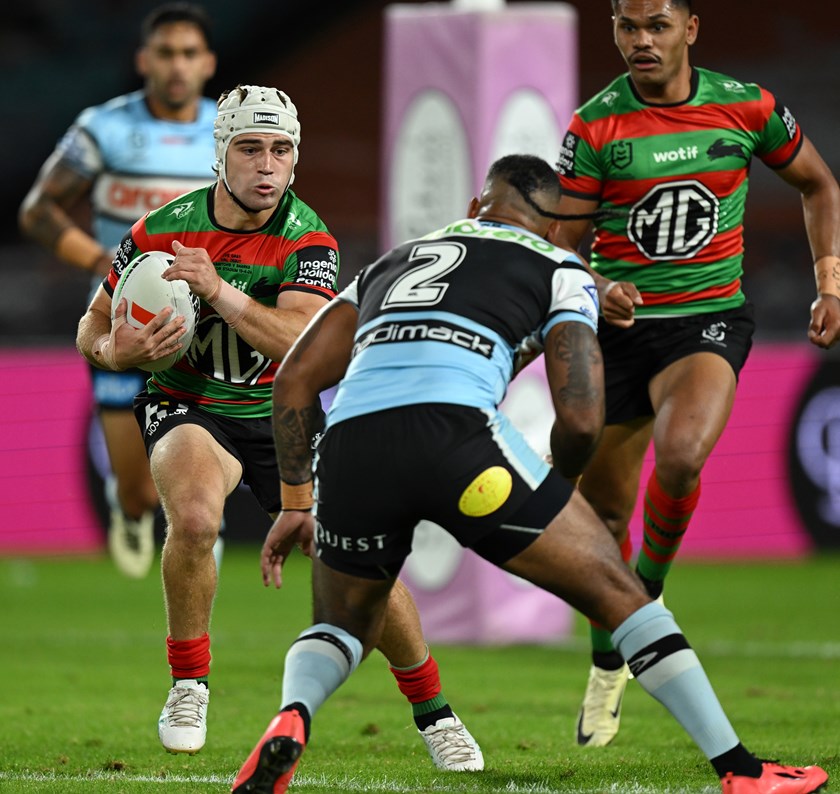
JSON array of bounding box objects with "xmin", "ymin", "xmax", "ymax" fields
[{"xmin": 4, "ymin": 0, "xmax": 840, "ymax": 343}]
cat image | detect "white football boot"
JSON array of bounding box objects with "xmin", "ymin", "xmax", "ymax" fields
[
  {"xmin": 419, "ymin": 714, "xmax": 484, "ymax": 771},
  {"xmin": 108, "ymin": 508, "xmax": 155, "ymax": 579},
  {"xmin": 575, "ymin": 663, "xmax": 631, "ymax": 747},
  {"xmin": 158, "ymin": 679, "xmax": 209, "ymax": 754}
]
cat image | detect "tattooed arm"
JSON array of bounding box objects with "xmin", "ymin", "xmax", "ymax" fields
[
  {"xmin": 271, "ymin": 297, "xmax": 358, "ymax": 489},
  {"xmin": 19, "ymin": 158, "xmax": 114, "ymax": 276},
  {"xmin": 543, "ymin": 321, "xmax": 605, "ymax": 481},
  {"xmin": 262, "ymin": 297, "xmax": 358, "ymax": 588}
]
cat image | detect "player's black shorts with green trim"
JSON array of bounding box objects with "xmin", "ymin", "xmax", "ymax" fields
[
  {"xmin": 599, "ymin": 302, "xmax": 755, "ymax": 424},
  {"xmin": 134, "ymin": 390, "xmax": 323, "ymax": 514},
  {"xmin": 313, "ymin": 403, "xmax": 575, "ymax": 580}
]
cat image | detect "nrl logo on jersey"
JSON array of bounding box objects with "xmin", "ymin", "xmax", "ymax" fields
[
  {"xmin": 721, "ymin": 80, "xmax": 746, "ymax": 93},
  {"xmin": 611, "ymin": 140, "xmax": 633, "ymax": 169},
  {"xmin": 169, "ymin": 201, "xmax": 196, "ymax": 219},
  {"xmin": 600, "ymin": 90, "xmax": 619, "ymax": 106}
]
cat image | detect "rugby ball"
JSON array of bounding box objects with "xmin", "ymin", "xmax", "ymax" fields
[{"xmin": 112, "ymin": 251, "xmax": 199, "ymax": 372}]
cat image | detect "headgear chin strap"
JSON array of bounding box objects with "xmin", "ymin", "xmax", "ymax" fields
[{"xmin": 213, "ymin": 85, "xmax": 300, "ymax": 211}]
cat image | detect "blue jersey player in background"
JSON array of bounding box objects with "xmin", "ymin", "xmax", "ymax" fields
[{"xmin": 19, "ymin": 3, "xmax": 218, "ymax": 578}]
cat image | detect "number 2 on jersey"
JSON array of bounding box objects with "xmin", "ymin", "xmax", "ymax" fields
[{"xmin": 381, "ymin": 241, "xmax": 466, "ymax": 308}]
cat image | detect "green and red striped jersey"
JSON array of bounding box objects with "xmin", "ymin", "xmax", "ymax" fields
[
  {"xmin": 106, "ymin": 185, "xmax": 339, "ymax": 417},
  {"xmin": 557, "ymin": 67, "xmax": 802, "ymax": 316}
]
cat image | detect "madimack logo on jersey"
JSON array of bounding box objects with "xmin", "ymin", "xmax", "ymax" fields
[{"xmin": 353, "ymin": 319, "xmax": 495, "ymax": 359}]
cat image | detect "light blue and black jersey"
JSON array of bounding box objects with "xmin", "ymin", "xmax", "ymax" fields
[
  {"xmin": 52, "ymin": 90, "xmax": 217, "ymax": 407},
  {"xmin": 326, "ymin": 218, "xmax": 599, "ymax": 428},
  {"xmin": 54, "ymin": 89, "xmax": 217, "ymax": 252}
]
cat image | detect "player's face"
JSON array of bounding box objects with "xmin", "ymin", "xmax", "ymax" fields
[
  {"xmin": 137, "ymin": 22, "xmax": 216, "ymax": 113},
  {"xmin": 612, "ymin": 0, "xmax": 698, "ymax": 99},
  {"xmin": 225, "ymin": 133, "xmax": 296, "ymax": 212}
]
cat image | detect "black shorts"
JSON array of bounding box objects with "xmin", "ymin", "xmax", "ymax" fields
[
  {"xmin": 313, "ymin": 404, "xmax": 575, "ymax": 579},
  {"xmin": 599, "ymin": 303, "xmax": 755, "ymax": 424},
  {"xmin": 133, "ymin": 391, "xmax": 283, "ymax": 514}
]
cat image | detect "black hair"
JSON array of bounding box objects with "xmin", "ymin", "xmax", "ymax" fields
[
  {"xmin": 611, "ymin": 0, "xmax": 692, "ymax": 11},
  {"xmin": 140, "ymin": 2, "xmax": 213, "ymax": 47},
  {"xmin": 487, "ymin": 154, "xmax": 617, "ymax": 222}
]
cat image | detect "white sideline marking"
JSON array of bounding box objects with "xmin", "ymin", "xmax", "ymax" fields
[{"xmin": 0, "ymin": 770, "xmax": 719, "ymax": 793}]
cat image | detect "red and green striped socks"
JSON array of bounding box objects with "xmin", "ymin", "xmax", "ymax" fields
[{"xmin": 636, "ymin": 469, "xmax": 700, "ymax": 598}]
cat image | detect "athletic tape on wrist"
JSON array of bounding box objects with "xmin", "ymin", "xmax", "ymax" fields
[
  {"xmin": 93, "ymin": 333, "xmax": 123, "ymax": 371},
  {"xmin": 209, "ymin": 279, "xmax": 249, "ymax": 328},
  {"xmin": 814, "ymin": 255, "xmax": 840, "ymax": 300},
  {"xmin": 281, "ymin": 481, "xmax": 314, "ymax": 511}
]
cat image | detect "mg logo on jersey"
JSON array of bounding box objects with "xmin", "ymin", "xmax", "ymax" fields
[
  {"xmin": 628, "ymin": 180, "xmax": 719, "ymax": 260},
  {"xmin": 611, "ymin": 140, "xmax": 633, "ymax": 170}
]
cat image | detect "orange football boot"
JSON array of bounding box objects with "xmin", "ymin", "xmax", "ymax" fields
[
  {"xmin": 721, "ymin": 762, "xmax": 828, "ymax": 794},
  {"xmin": 231, "ymin": 709, "xmax": 305, "ymax": 794}
]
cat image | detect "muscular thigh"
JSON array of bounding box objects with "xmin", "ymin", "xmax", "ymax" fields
[
  {"xmin": 133, "ymin": 392, "xmax": 243, "ymax": 508},
  {"xmin": 503, "ymin": 490, "xmax": 649, "ymax": 630},
  {"xmin": 649, "ymin": 352, "xmax": 737, "ymax": 463}
]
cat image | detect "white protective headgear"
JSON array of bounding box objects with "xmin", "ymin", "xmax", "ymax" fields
[{"xmin": 213, "ymin": 85, "xmax": 300, "ymax": 188}]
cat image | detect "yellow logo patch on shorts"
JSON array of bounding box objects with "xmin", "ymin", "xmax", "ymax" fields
[{"xmin": 458, "ymin": 466, "xmax": 513, "ymax": 517}]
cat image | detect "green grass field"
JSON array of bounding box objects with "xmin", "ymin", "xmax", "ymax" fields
[{"xmin": 1, "ymin": 547, "xmax": 838, "ymax": 793}]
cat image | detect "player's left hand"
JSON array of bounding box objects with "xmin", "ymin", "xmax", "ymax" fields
[
  {"xmin": 164, "ymin": 239, "xmax": 220, "ymax": 300},
  {"xmin": 260, "ymin": 510, "xmax": 315, "ymax": 588},
  {"xmin": 808, "ymin": 294, "xmax": 840, "ymax": 348}
]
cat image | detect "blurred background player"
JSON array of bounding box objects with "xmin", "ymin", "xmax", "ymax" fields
[
  {"xmin": 18, "ymin": 2, "xmax": 219, "ymax": 578},
  {"xmin": 552, "ymin": 0, "xmax": 840, "ymax": 748}
]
